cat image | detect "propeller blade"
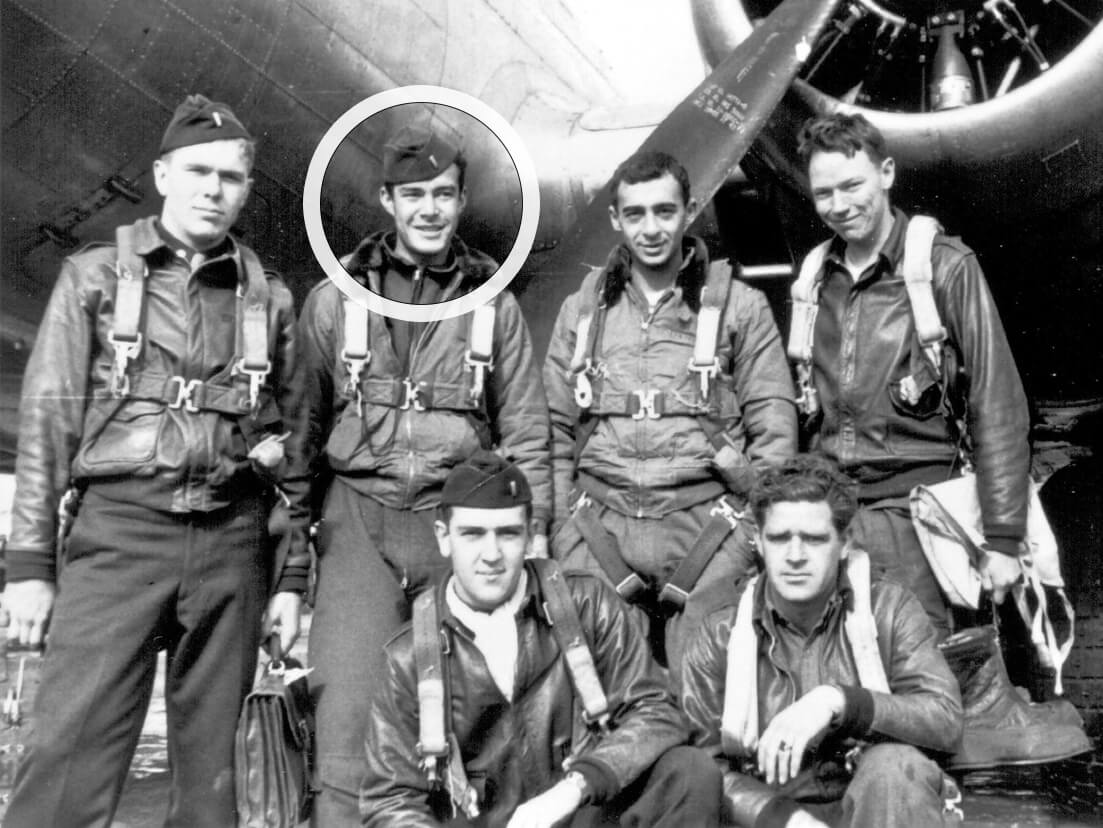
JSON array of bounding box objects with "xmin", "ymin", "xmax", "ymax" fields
[{"xmin": 527, "ymin": 0, "xmax": 843, "ymax": 354}]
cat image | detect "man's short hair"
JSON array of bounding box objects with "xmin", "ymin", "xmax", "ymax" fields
[
  {"xmin": 608, "ymin": 150, "xmax": 691, "ymax": 207},
  {"xmin": 797, "ymin": 112, "xmax": 889, "ymax": 168},
  {"xmin": 750, "ymin": 454, "xmax": 859, "ymax": 534}
]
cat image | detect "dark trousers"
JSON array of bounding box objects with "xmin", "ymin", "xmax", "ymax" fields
[
  {"xmin": 848, "ymin": 499, "xmax": 951, "ymax": 640},
  {"xmin": 309, "ymin": 479, "xmax": 448, "ymax": 827},
  {"xmin": 5, "ymin": 489, "xmax": 269, "ymax": 828}
]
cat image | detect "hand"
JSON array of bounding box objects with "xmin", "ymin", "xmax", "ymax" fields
[
  {"xmin": 757, "ymin": 685, "xmax": 845, "ymax": 785},
  {"xmin": 979, "ymin": 548, "xmax": 1022, "ymax": 605},
  {"xmin": 528, "ymin": 533, "xmax": 549, "ymax": 560},
  {"xmin": 3, "ymin": 580, "xmax": 57, "ymax": 649},
  {"xmin": 506, "ymin": 780, "xmax": 584, "ymax": 828},
  {"xmin": 262, "ymin": 591, "xmax": 303, "ymax": 659},
  {"xmin": 786, "ymin": 808, "xmax": 831, "ymax": 828}
]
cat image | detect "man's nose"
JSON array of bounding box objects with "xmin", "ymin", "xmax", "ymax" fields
[
  {"xmin": 829, "ymin": 191, "xmax": 848, "ymax": 215},
  {"xmin": 417, "ymin": 195, "xmax": 440, "ymax": 216},
  {"xmin": 785, "ymin": 537, "xmax": 808, "ymax": 564}
]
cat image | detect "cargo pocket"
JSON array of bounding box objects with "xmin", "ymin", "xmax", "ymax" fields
[
  {"xmin": 887, "ymin": 359, "xmax": 943, "ymax": 420},
  {"xmin": 76, "ymin": 400, "xmax": 164, "ymax": 474}
]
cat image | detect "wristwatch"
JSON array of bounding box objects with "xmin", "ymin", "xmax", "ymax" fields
[{"xmin": 563, "ymin": 770, "xmax": 592, "ymax": 805}]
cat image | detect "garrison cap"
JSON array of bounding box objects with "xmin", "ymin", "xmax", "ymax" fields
[
  {"xmin": 382, "ymin": 126, "xmax": 460, "ymax": 185},
  {"xmin": 441, "ymin": 450, "xmax": 532, "ymax": 510},
  {"xmin": 160, "ymin": 94, "xmax": 252, "ymax": 154}
]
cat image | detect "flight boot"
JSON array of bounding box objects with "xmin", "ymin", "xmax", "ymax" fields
[{"xmin": 939, "ymin": 626, "xmax": 1093, "ymax": 770}]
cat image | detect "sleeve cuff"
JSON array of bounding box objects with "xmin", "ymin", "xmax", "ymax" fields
[
  {"xmin": 567, "ymin": 758, "xmax": 619, "ymax": 805},
  {"xmin": 274, "ymin": 570, "xmax": 309, "ymax": 596},
  {"xmin": 5, "ymin": 551, "xmax": 57, "ymax": 584},
  {"xmin": 982, "ymin": 536, "xmax": 1023, "ymax": 557},
  {"xmin": 835, "ymin": 685, "xmax": 875, "ymax": 737},
  {"xmin": 754, "ymin": 795, "xmax": 801, "ymax": 828}
]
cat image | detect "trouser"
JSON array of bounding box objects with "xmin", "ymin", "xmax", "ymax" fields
[
  {"xmin": 847, "ymin": 498, "xmax": 951, "ymax": 640},
  {"xmin": 309, "ymin": 478, "xmax": 448, "ymax": 827},
  {"xmin": 5, "ymin": 489, "xmax": 269, "ymax": 828},
  {"xmin": 553, "ymin": 495, "xmax": 757, "ymax": 684},
  {"xmin": 444, "ymin": 745, "xmax": 723, "ymax": 828},
  {"xmin": 795, "ymin": 744, "xmax": 962, "ymax": 828}
]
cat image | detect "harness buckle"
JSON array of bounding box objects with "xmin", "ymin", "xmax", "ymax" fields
[
  {"xmin": 234, "ymin": 358, "xmax": 271, "ymax": 415},
  {"xmin": 710, "ymin": 495, "xmax": 744, "ymax": 531},
  {"xmin": 340, "ymin": 347, "xmax": 370, "ymax": 417},
  {"xmin": 402, "ymin": 378, "xmax": 426, "ymax": 411},
  {"xmin": 167, "ymin": 376, "xmax": 202, "ymax": 413},
  {"xmin": 573, "ymin": 359, "xmax": 597, "ymax": 408},
  {"xmin": 463, "ymin": 351, "xmax": 494, "ymax": 403},
  {"xmin": 630, "ymin": 389, "xmax": 660, "ymax": 420},
  {"xmin": 794, "ymin": 362, "xmax": 819, "ymax": 417},
  {"xmin": 106, "ymin": 332, "xmax": 143, "ymax": 398},
  {"xmin": 687, "ymin": 356, "xmax": 720, "ymax": 399}
]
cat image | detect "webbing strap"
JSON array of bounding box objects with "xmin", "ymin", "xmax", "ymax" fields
[
  {"xmin": 787, "ymin": 240, "xmax": 830, "ymax": 417},
  {"xmin": 464, "ymin": 301, "xmax": 496, "ymax": 404},
  {"xmin": 412, "ymin": 590, "xmax": 480, "ymax": 819},
  {"xmin": 120, "ymin": 371, "xmax": 251, "ymax": 415},
  {"xmin": 535, "ymin": 560, "xmax": 611, "ymax": 729},
  {"xmin": 659, "ymin": 496, "xmax": 743, "ymax": 610},
  {"xmin": 901, "ymin": 216, "xmax": 946, "ymax": 373},
  {"xmin": 688, "ymin": 261, "xmax": 732, "ymax": 399},
  {"xmin": 570, "ymin": 268, "xmax": 605, "ymax": 409},
  {"xmin": 571, "ymin": 496, "xmax": 647, "ymax": 602},
  {"xmin": 341, "ymin": 298, "xmax": 372, "ymax": 415},
  {"xmin": 843, "ymin": 548, "xmax": 891, "ymax": 693},
  {"xmin": 235, "ymin": 246, "xmax": 272, "ymax": 415},
  {"xmin": 108, "ymin": 225, "xmax": 147, "ymax": 397}
]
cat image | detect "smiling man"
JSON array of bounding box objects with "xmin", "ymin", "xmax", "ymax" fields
[
  {"xmin": 3, "ymin": 94, "xmax": 306, "ymax": 826},
  {"xmin": 544, "ymin": 150, "xmax": 795, "ymax": 680},
  {"xmin": 361, "ymin": 450, "xmax": 721, "ymax": 827},
  {"xmin": 680, "ymin": 455, "xmax": 963, "ymax": 828},
  {"xmin": 288, "ymin": 125, "xmax": 550, "ymax": 825}
]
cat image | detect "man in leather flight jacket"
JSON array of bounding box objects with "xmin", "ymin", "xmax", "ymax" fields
[
  {"xmin": 361, "ymin": 451, "xmax": 720, "ymax": 827},
  {"xmin": 680, "ymin": 455, "xmax": 963, "ymax": 827},
  {"xmin": 286, "ymin": 126, "xmax": 551, "ymax": 825},
  {"xmin": 544, "ymin": 150, "xmax": 796, "ymax": 679},
  {"xmin": 3, "ymin": 95, "xmax": 306, "ymax": 826},
  {"xmin": 793, "ymin": 113, "xmax": 1030, "ymax": 638}
]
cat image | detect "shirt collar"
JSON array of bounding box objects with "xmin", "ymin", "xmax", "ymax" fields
[{"xmin": 824, "ymin": 207, "xmax": 909, "ymax": 287}]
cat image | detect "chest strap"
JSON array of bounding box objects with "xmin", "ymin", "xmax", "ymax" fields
[
  {"xmin": 107, "ymin": 227, "xmax": 272, "ymax": 414},
  {"xmin": 787, "ymin": 216, "xmax": 944, "ymax": 417},
  {"xmin": 720, "ymin": 549, "xmax": 890, "ymax": 758}
]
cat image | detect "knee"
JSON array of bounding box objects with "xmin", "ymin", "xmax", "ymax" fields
[
  {"xmin": 851, "ymin": 743, "xmax": 943, "ymax": 796},
  {"xmin": 651, "ymin": 746, "xmax": 722, "ymax": 799}
]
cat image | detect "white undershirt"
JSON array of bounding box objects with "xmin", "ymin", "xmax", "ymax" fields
[{"xmin": 445, "ymin": 570, "xmax": 528, "ymax": 701}]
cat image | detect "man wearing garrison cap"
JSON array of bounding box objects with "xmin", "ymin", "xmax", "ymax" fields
[
  {"xmin": 359, "ymin": 450, "xmax": 721, "ymax": 827},
  {"xmin": 286, "ymin": 122, "xmax": 550, "ymax": 824},
  {"xmin": 4, "ymin": 94, "xmax": 307, "ymax": 826}
]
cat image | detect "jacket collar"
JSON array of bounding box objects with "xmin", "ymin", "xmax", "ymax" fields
[
  {"xmin": 343, "ymin": 230, "xmax": 497, "ymax": 295},
  {"xmin": 599, "ymin": 235, "xmax": 711, "ymax": 312},
  {"xmin": 437, "ymin": 560, "xmax": 546, "ymax": 641},
  {"xmin": 753, "ymin": 565, "xmax": 854, "ymax": 637},
  {"xmin": 825, "ymin": 206, "xmax": 910, "ymax": 286},
  {"xmin": 129, "ymin": 215, "xmax": 246, "ymax": 284}
]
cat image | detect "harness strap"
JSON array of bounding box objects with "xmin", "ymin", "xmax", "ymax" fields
[
  {"xmin": 658, "ymin": 496, "xmax": 744, "ymax": 611},
  {"xmin": 341, "ymin": 297, "xmax": 372, "ymax": 416},
  {"xmin": 787, "ymin": 239, "xmax": 831, "ymax": 417},
  {"xmin": 535, "ymin": 559, "xmax": 611, "ymax": 730},
  {"xmin": 570, "ymin": 494, "xmax": 648, "ymax": 602},
  {"xmin": 234, "ymin": 246, "xmax": 272, "ymax": 416},
  {"xmin": 843, "ymin": 548, "xmax": 891, "ymax": 693},
  {"xmin": 108, "ymin": 225, "xmax": 147, "ymax": 397},
  {"xmin": 464, "ymin": 301, "xmax": 496, "ymax": 404},
  {"xmin": 688, "ymin": 261, "xmax": 733, "ymax": 399},
  {"xmin": 570, "ymin": 268, "xmax": 606, "ymax": 409},
  {"xmin": 412, "ymin": 589, "xmax": 479, "ymax": 819},
  {"xmin": 901, "ymin": 216, "xmax": 946, "ymax": 373},
  {"xmin": 118, "ymin": 371, "xmax": 253, "ymax": 415}
]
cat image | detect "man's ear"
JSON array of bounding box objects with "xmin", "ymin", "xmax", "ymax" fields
[
  {"xmin": 434, "ymin": 520, "xmax": 452, "ymax": 560},
  {"xmin": 379, "ymin": 185, "xmax": 395, "ymax": 217},
  {"xmin": 153, "ymin": 157, "xmax": 169, "ymax": 198},
  {"xmin": 608, "ymin": 204, "xmax": 622, "ymax": 233},
  {"xmin": 880, "ymin": 156, "xmax": 896, "ymax": 192},
  {"xmin": 685, "ymin": 197, "xmax": 700, "ymax": 225}
]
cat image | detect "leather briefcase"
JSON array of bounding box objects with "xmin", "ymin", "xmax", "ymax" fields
[{"xmin": 235, "ymin": 640, "xmax": 315, "ymax": 827}]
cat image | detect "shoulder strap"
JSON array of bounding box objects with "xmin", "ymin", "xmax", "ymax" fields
[
  {"xmin": 235, "ymin": 246, "xmax": 272, "ymax": 415},
  {"xmin": 411, "ymin": 589, "xmax": 480, "ymax": 819},
  {"xmin": 843, "ymin": 548, "xmax": 891, "ymax": 693},
  {"xmin": 787, "ymin": 239, "xmax": 831, "ymax": 416},
  {"xmin": 340, "ymin": 297, "xmax": 372, "ymax": 416},
  {"xmin": 721, "ymin": 575, "xmax": 760, "ymax": 757},
  {"xmin": 688, "ymin": 260, "xmax": 733, "ymax": 399},
  {"xmin": 569, "ymin": 267, "xmax": 607, "ymax": 409},
  {"xmin": 108, "ymin": 224, "xmax": 148, "ymax": 397},
  {"xmin": 534, "ymin": 560, "xmax": 611, "ymax": 730},
  {"xmin": 464, "ymin": 300, "xmax": 496, "ymax": 404},
  {"xmin": 901, "ymin": 215, "xmax": 947, "ymax": 373}
]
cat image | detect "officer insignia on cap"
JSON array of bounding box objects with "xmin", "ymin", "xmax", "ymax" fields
[
  {"xmin": 382, "ymin": 126, "xmax": 461, "ymax": 185},
  {"xmin": 213, "ymin": 112, "xmax": 222, "ymax": 127}
]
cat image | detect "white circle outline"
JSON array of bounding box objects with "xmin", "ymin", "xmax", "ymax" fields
[{"xmin": 302, "ymin": 86, "xmax": 539, "ymax": 322}]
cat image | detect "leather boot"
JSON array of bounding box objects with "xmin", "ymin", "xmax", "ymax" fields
[{"xmin": 939, "ymin": 626, "xmax": 1093, "ymax": 770}]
